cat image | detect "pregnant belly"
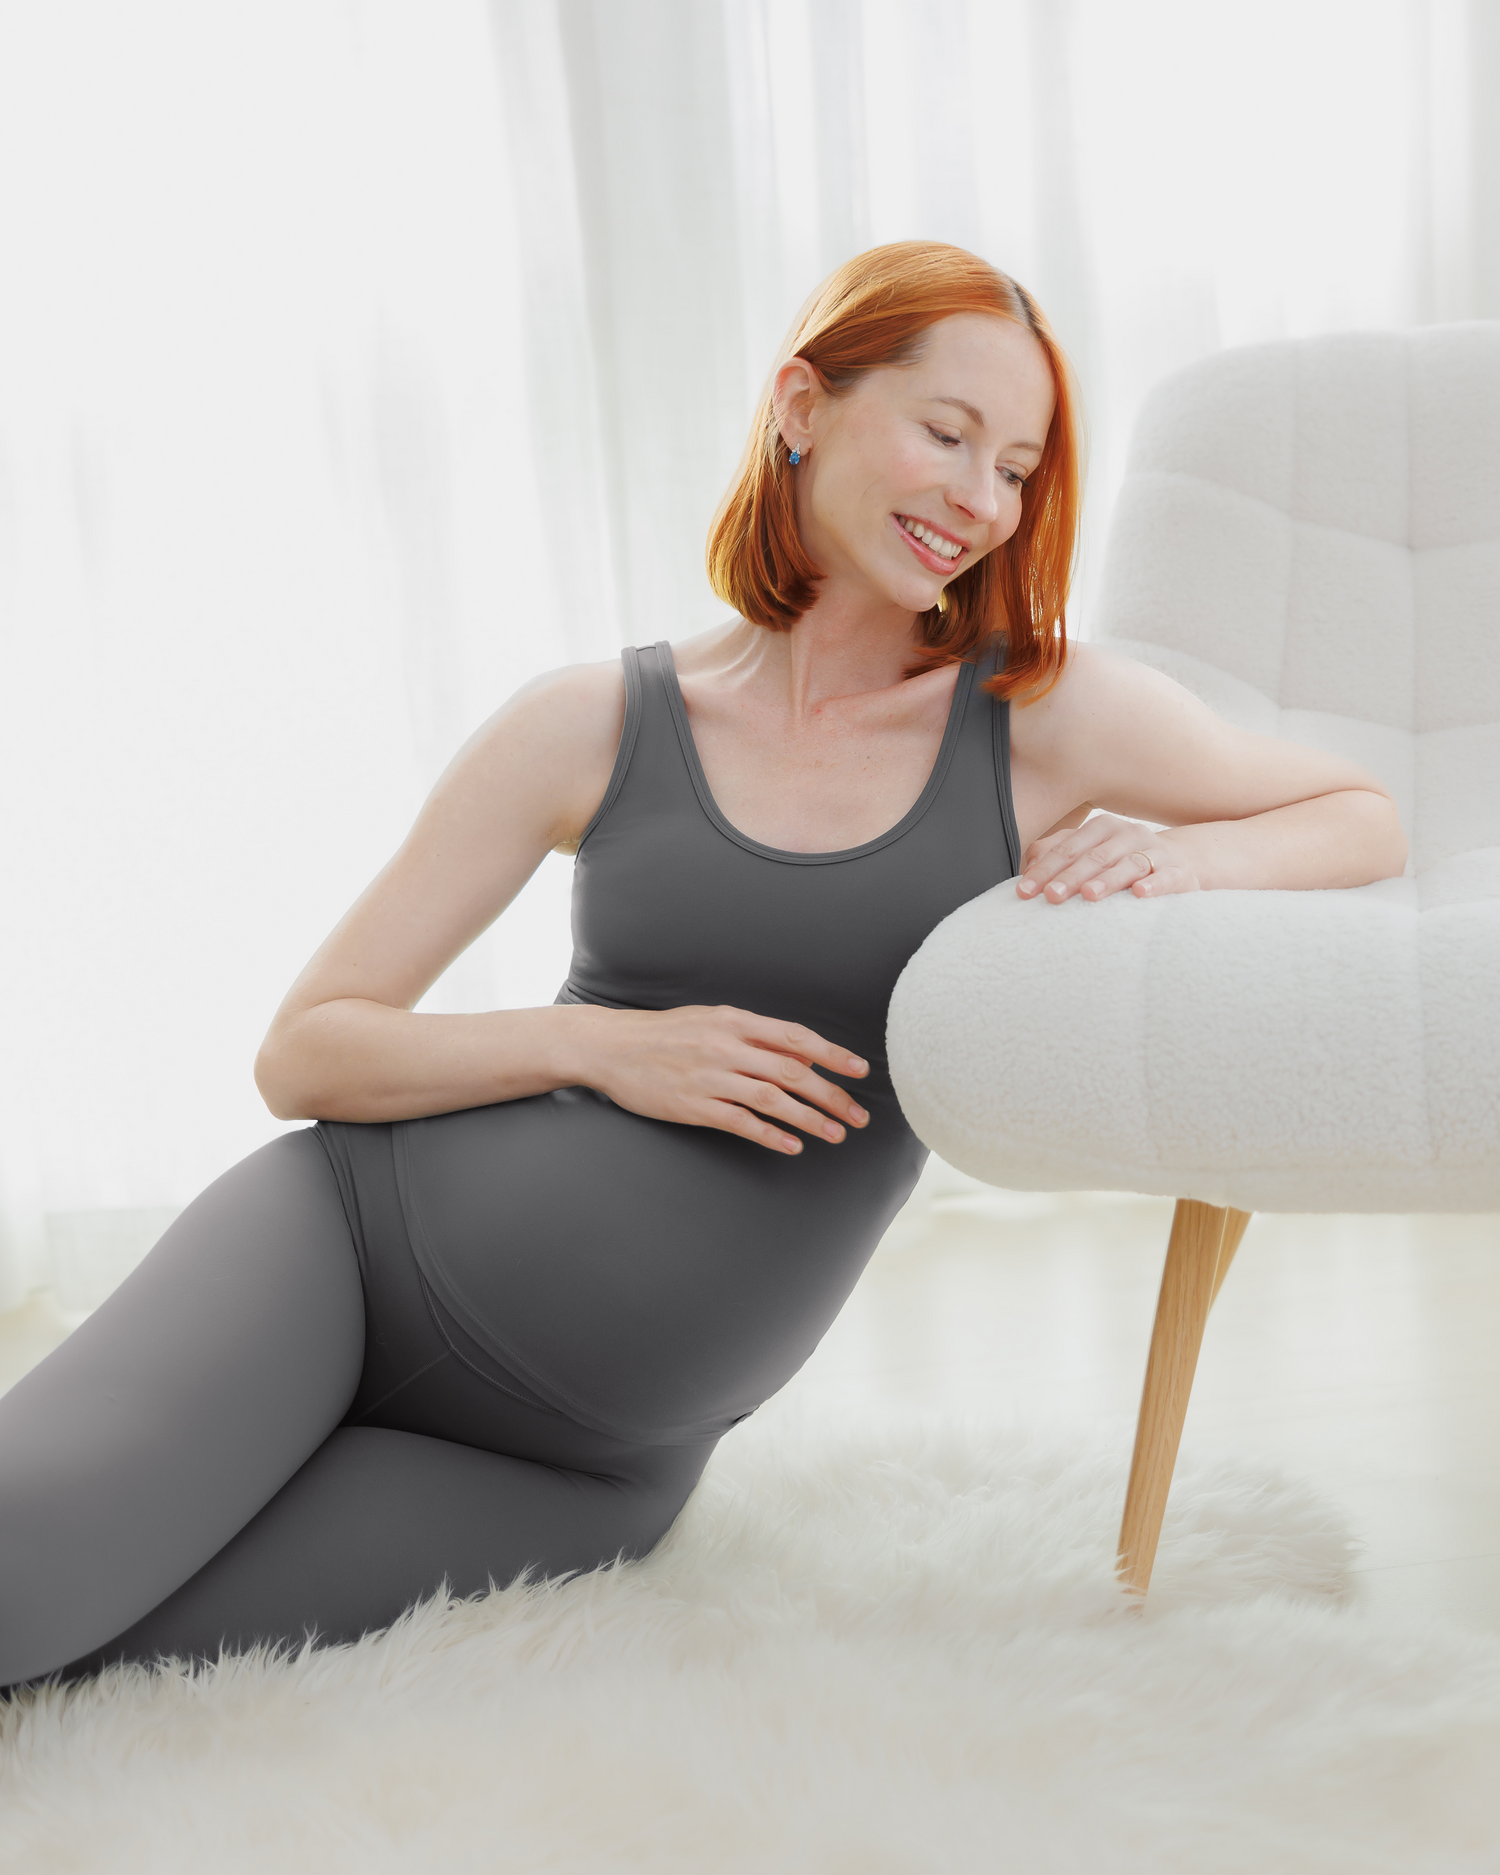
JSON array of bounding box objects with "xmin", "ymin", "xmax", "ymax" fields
[{"xmin": 392, "ymin": 1084, "xmax": 924, "ymax": 1444}]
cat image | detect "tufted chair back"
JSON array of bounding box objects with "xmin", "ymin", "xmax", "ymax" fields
[{"xmin": 1092, "ymin": 324, "xmax": 1500, "ymax": 905}]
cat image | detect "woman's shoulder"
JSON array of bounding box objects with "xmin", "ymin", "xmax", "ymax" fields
[
  {"xmin": 1006, "ymin": 641, "xmax": 1168, "ymax": 802},
  {"xmin": 515, "ymin": 649, "xmax": 625, "ymax": 703},
  {"xmin": 1007, "ymin": 638, "xmax": 1109, "ymax": 738},
  {"xmin": 519, "ymin": 617, "xmax": 741, "ymax": 706},
  {"xmin": 506, "ymin": 617, "xmax": 739, "ymax": 746},
  {"xmin": 492, "ymin": 654, "xmax": 630, "ymax": 855},
  {"xmin": 653, "ymin": 616, "xmax": 747, "ymax": 680},
  {"xmin": 530, "ymin": 625, "xmax": 738, "ymax": 851}
]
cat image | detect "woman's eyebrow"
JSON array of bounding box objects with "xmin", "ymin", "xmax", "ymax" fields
[{"xmin": 932, "ymin": 396, "xmax": 1044, "ymax": 454}]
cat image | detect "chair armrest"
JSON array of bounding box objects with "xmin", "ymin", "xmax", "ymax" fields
[{"xmin": 886, "ymin": 881, "xmax": 1500, "ymax": 1215}]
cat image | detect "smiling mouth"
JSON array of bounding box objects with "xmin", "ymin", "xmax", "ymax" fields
[{"xmin": 893, "ymin": 512, "xmax": 967, "ymax": 568}]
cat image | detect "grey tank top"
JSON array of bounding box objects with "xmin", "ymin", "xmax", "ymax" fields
[{"xmin": 389, "ymin": 633, "xmax": 1022, "ymax": 1444}]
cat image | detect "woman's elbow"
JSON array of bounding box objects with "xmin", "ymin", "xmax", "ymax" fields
[
  {"xmin": 254, "ymin": 1033, "xmax": 309, "ymax": 1122},
  {"xmin": 1355, "ymin": 789, "xmax": 1409, "ymax": 883}
]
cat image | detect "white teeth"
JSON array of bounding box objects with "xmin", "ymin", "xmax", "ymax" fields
[{"xmin": 901, "ymin": 516, "xmax": 961, "ymax": 559}]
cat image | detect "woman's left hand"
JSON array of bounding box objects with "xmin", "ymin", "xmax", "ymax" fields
[{"xmin": 1016, "ymin": 813, "xmax": 1201, "ymax": 904}]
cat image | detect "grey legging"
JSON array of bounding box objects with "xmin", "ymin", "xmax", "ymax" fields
[{"xmin": 0, "ymin": 1128, "xmax": 714, "ymax": 1689}]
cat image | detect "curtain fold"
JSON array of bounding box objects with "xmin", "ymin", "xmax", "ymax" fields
[
  {"xmin": 554, "ymin": 0, "xmax": 750, "ymax": 647},
  {"xmin": 1, "ymin": 0, "xmax": 1496, "ymax": 1312},
  {"xmin": 489, "ymin": 0, "xmax": 621, "ymax": 659}
]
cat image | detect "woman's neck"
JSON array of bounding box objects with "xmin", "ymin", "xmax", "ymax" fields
[{"xmin": 695, "ymin": 592, "xmax": 929, "ymax": 728}]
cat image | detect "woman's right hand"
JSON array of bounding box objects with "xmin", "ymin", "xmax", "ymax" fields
[{"xmin": 579, "ymin": 1004, "xmax": 872, "ymax": 1154}]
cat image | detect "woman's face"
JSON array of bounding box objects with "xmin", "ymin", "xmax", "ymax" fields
[{"xmin": 779, "ymin": 312, "xmax": 1056, "ymax": 619}]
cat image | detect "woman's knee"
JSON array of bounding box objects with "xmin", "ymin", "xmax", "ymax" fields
[{"xmin": 599, "ymin": 1435, "xmax": 717, "ymax": 1566}]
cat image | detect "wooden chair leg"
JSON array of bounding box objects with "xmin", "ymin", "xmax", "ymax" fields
[
  {"xmin": 1210, "ymin": 1207, "xmax": 1251, "ymax": 1307},
  {"xmin": 1115, "ymin": 1199, "xmax": 1252, "ymax": 1598}
]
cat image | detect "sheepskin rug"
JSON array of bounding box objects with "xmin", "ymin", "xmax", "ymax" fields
[{"xmin": 4, "ymin": 1400, "xmax": 1499, "ymax": 1873}]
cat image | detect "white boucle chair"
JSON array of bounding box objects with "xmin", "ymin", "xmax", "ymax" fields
[{"xmin": 888, "ymin": 324, "xmax": 1500, "ymax": 1598}]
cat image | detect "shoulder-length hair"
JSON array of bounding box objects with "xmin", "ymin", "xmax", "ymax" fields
[{"xmin": 705, "ymin": 241, "xmax": 1084, "ymax": 703}]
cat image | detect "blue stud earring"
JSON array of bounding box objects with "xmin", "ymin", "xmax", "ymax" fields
[{"xmin": 789, "ymin": 447, "xmax": 801, "ymax": 466}]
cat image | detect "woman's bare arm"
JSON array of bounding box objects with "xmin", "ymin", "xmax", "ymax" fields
[
  {"xmin": 256, "ymin": 1002, "xmax": 613, "ymax": 1124},
  {"xmin": 254, "ymin": 659, "xmax": 625, "ymax": 1123},
  {"xmin": 1008, "ymin": 646, "xmax": 1408, "ymax": 903}
]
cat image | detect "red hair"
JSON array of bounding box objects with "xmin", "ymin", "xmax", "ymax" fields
[{"xmin": 705, "ymin": 241, "xmax": 1084, "ymax": 702}]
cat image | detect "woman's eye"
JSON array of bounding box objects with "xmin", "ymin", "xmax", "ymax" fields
[
  {"xmin": 1000, "ymin": 467, "xmax": 1027, "ymax": 488},
  {"xmin": 926, "ymin": 426, "xmax": 961, "ymax": 447}
]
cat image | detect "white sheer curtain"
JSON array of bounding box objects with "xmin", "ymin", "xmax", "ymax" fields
[{"xmin": 1, "ymin": 0, "xmax": 1495, "ymax": 1311}]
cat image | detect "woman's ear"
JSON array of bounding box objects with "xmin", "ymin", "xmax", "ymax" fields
[{"xmin": 771, "ymin": 355, "xmax": 820, "ymax": 458}]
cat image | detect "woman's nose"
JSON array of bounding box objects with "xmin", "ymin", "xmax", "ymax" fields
[{"xmin": 949, "ymin": 469, "xmax": 999, "ymax": 528}]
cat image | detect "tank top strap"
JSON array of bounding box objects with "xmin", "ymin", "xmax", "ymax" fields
[
  {"xmin": 975, "ymin": 631, "xmax": 1023, "ymax": 876},
  {"xmin": 573, "ymin": 640, "xmax": 697, "ymax": 854}
]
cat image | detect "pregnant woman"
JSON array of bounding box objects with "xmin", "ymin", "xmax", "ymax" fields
[{"xmin": 0, "ymin": 242, "xmax": 1406, "ymax": 1687}]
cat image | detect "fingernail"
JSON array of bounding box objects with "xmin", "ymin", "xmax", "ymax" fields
[
  {"xmin": 847, "ymin": 1056, "xmax": 867, "ymax": 1073},
  {"xmin": 850, "ymin": 1106, "xmax": 867, "ymax": 1124},
  {"xmin": 1017, "ymin": 877, "xmax": 1037, "ymax": 896},
  {"xmin": 824, "ymin": 1121, "xmax": 844, "ymax": 1141}
]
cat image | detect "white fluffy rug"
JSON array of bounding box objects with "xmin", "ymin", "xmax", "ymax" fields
[{"xmin": 5, "ymin": 1402, "xmax": 1499, "ymax": 1873}]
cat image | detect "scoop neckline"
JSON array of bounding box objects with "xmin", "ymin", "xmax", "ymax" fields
[{"xmin": 655, "ymin": 639, "xmax": 979, "ymax": 866}]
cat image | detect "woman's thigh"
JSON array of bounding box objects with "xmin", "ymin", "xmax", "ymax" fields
[
  {"xmin": 0, "ymin": 1127, "xmax": 365, "ymax": 1686},
  {"xmin": 65, "ymin": 1416, "xmax": 715, "ymax": 1675},
  {"xmin": 245, "ymin": 1125, "xmax": 716, "ymax": 1670}
]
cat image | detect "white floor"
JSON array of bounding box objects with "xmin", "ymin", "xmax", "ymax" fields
[{"xmin": 4, "ymin": 1161, "xmax": 1498, "ymax": 1634}]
